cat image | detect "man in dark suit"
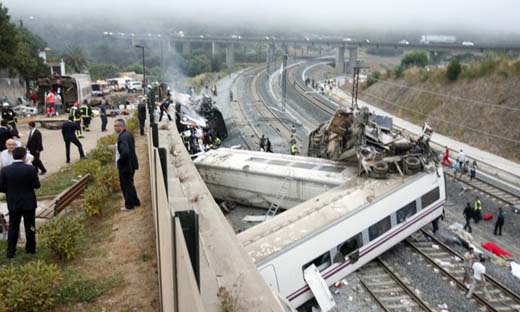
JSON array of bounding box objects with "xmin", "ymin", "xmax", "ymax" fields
[
  {"xmin": 0, "ymin": 119, "xmax": 14, "ymax": 151},
  {"xmin": 99, "ymin": 98, "xmax": 109, "ymax": 132},
  {"xmin": 26, "ymin": 121, "xmax": 47, "ymax": 175},
  {"xmin": 137, "ymin": 99, "xmax": 146, "ymax": 136},
  {"xmin": 114, "ymin": 119, "xmax": 140, "ymax": 211},
  {"xmin": 62, "ymin": 116, "xmax": 85, "ymax": 163},
  {"xmin": 0, "ymin": 147, "xmax": 40, "ymax": 258}
]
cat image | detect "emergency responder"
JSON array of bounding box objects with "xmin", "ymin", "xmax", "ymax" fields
[
  {"xmin": 99, "ymin": 99, "xmax": 108, "ymax": 132},
  {"xmin": 70, "ymin": 102, "xmax": 83, "ymax": 138},
  {"xmin": 46, "ymin": 89, "xmax": 55, "ymax": 116},
  {"xmin": 1, "ymin": 103, "xmax": 18, "ymax": 136},
  {"xmin": 290, "ymin": 142, "xmax": 298, "ymax": 155},
  {"xmin": 80, "ymin": 100, "xmax": 93, "ymax": 132},
  {"xmin": 473, "ymin": 197, "xmax": 482, "ymax": 223},
  {"xmin": 159, "ymin": 99, "xmax": 172, "ymax": 122},
  {"xmin": 214, "ymin": 136, "xmax": 222, "ymax": 147}
]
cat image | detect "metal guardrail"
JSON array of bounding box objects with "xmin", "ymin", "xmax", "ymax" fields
[{"xmin": 36, "ymin": 174, "xmax": 90, "ymax": 219}]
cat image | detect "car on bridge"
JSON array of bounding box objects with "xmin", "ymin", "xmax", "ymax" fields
[
  {"xmin": 462, "ymin": 41, "xmax": 475, "ymax": 46},
  {"xmin": 399, "ymin": 40, "xmax": 410, "ymax": 45}
]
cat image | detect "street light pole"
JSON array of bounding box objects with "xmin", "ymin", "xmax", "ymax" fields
[{"xmin": 135, "ymin": 45, "xmax": 145, "ymax": 94}]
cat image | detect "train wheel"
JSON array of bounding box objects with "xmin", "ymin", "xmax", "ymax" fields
[
  {"xmin": 373, "ymin": 161, "xmax": 389, "ymax": 174},
  {"xmin": 405, "ymin": 156, "xmax": 421, "ymax": 170}
]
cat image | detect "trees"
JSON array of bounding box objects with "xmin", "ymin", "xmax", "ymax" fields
[
  {"xmin": 446, "ymin": 58, "xmax": 462, "ymax": 81},
  {"xmin": 63, "ymin": 45, "xmax": 88, "ymax": 73},
  {"xmin": 401, "ymin": 52, "xmax": 428, "ymax": 68},
  {"xmin": 0, "ymin": 4, "xmax": 19, "ymax": 71}
]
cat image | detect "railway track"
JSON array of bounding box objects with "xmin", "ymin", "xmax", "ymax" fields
[
  {"xmin": 406, "ymin": 230, "xmax": 520, "ymax": 312},
  {"xmin": 358, "ymin": 258, "xmax": 434, "ymax": 312}
]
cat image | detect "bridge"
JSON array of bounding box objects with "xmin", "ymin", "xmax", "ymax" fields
[{"xmin": 105, "ymin": 32, "xmax": 520, "ymax": 73}]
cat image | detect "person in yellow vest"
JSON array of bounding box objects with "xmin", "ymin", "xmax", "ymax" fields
[
  {"xmin": 473, "ymin": 197, "xmax": 482, "ymax": 223},
  {"xmin": 70, "ymin": 102, "xmax": 83, "ymax": 138},
  {"xmin": 80, "ymin": 100, "xmax": 93, "ymax": 132},
  {"xmin": 290, "ymin": 143, "xmax": 298, "ymax": 155}
]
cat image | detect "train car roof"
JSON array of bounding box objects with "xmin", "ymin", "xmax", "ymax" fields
[
  {"xmin": 238, "ymin": 170, "xmax": 427, "ymax": 264},
  {"xmin": 194, "ymin": 148, "xmax": 356, "ymax": 185}
]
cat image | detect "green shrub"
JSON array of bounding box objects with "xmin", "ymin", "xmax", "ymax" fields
[
  {"xmin": 97, "ymin": 134, "xmax": 117, "ymax": 146},
  {"xmin": 0, "ymin": 261, "xmax": 62, "ymax": 312},
  {"xmin": 96, "ymin": 165, "xmax": 120, "ymax": 192},
  {"xmin": 446, "ymin": 58, "xmax": 462, "ymax": 81},
  {"xmin": 73, "ymin": 158, "xmax": 101, "ymax": 177},
  {"xmin": 37, "ymin": 217, "xmax": 84, "ymax": 261},
  {"xmin": 126, "ymin": 116, "xmax": 139, "ymax": 134},
  {"xmin": 81, "ymin": 184, "xmax": 109, "ymax": 217},
  {"xmin": 401, "ymin": 52, "xmax": 428, "ymax": 68},
  {"xmin": 90, "ymin": 143, "xmax": 115, "ymax": 166},
  {"xmin": 394, "ymin": 65, "xmax": 404, "ymax": 78}
]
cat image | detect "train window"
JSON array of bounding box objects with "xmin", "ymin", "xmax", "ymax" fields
[
  {"xmin": 421, "ymin": 187, "xmax": 440, "ymax": 209},
  {"xmin": 302, "ymin": 251, "xmax": 331, "ymax": 273},
  {"xmin": 396, "ymin": 201, "xmax": 417, "ymax": 224},
  {"xmin": 369, "ymin": 216, "xmax": 391, "ymax": 241},
  {"xmin": 334, "ymin": 233, "xmax": 362, "ymax": 264}
]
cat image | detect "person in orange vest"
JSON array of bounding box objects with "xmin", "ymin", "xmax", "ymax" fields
[
  {"xmin": 46, "ymin": 89, "xmax": 56, "ymax": 117},
  {"xmin": 441, "ymin": 146, "xmax": 451, "ymax": 166}
]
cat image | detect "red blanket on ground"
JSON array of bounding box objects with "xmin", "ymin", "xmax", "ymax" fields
[
  {"xmin": 483, "ymin": 213, "xmax": 493, "ymax": 221},
  {"xmin": 482, "ymin": 242, "xmax": 513, "ymax": 258}
]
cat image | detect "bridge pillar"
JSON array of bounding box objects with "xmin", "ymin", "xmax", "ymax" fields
[
  {"xmin": 225, "ymin": 43, "xmax": 235, "ymax": 68},
  {"xmin": 335, "ymin": 45, "xmax": 345, "ymax": 73},
  {"xmin": 211, "ymin": 41, "xmax": 218, "ymax": 59},
  {"xmin": 166, "ymin": 40, "xmax": 173, "ymax": 52},
  {"xmin": 266, "ymin": 43, "xmax": 275, "ymax": 74},
  {"xmin": 347, "ymin": 47, "xmax": 358, "ymax": 74},
  {"xmin": 182, "ymin": 42, "xmax": 191, "ymax": 55}
]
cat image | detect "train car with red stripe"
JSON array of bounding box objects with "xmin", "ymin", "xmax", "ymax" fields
[{"xmin": 238, "ymin": 164, "xmax": 445, "ymax": 309}]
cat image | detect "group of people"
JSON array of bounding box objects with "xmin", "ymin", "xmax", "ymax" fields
[
  {"xmin": 442, "ymin": 147, "xmax": 478, "ymax": 179},
  {"xmin": 259, "ymin": 135, "xmax": 273, "ymax": 153},
  {"xmin": 463, "ymin": 198, "xmax": 505, "ymax": 236},
  {"xmin": 2, "ymin": 111, "xmax": 141, "ymax": 258},
  {"xmin": 180, "ymin": 125, "xmax": 222, "ymax": 155}
]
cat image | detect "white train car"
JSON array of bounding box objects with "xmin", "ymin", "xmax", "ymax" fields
[
  {"xmin": 194, "ymin": 148, "xmax": 351, "ymax": 209},
  {"xmin": 238, "ymin": 165, "xmax": 446, "ymax": 308}
]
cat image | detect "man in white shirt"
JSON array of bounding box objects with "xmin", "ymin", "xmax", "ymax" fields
[
  {"xmin": 0, "ymin": 139, "xmax": 32, "ymax": 168},
  {"xmin": 466, "ymin": 256, "xmax": 490, "ymax": 299}
]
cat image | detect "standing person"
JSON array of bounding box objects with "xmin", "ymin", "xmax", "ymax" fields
[
  {"xmin": 137, "ymin": 99, "xmax": 146, "ymax": 136},
  {"xmin": 431, "ymin": 216, "xmax": 440, "ymax": 234},
  {"xmin": 473, "ymin": 197, "xmax": 482, "ymax": 223},
  {"xmin": 0, "ymin": 120, "xmax": 14, "ymax": 151},
  {"xmin": 259, "ymin": 135, "xmax": 266, "ymax": 151},
  {"xmin": 30, "ymin": 90, "xmax": 38, "ymax": 106},
  {"xmin": 0, "ymin": 147, "xmax": 40, "ymax": 258},
  {"xmin": 70, "ymin": 102, "xmax": 83, "ymax": 138},
  {"xmin": 494, "ymin": 207, "xmax": 505, "ymax": 236},
  {"xmin": 457, "ymin": 149, "xmax": 465, "ymax": 175},
  {"xmin": 99, "ymin": 99, "xmax": 108, "ymax": 132},
  {"xmin": 470, "ymin": 160, "xmax": 478, "ymax": 181},
  {"xmin": 80, "ymin": 100, "xmax": 93, "ymax": 132},
  {"xmin": 462, "ymin": 247, "xmax": 475, "ymax": 287},
  {"xmin": 114, "ymin": 119, "xmax": 140, "ymax": 211},
  {"xmin": 159, "ymin": 99, "xmax": 172, "ymax": 122},
  {"xmin": 466, "ymin": 256, "xmax": 490, "ymax": 299},
  {"xmin": 46, "ymin": 89, "xmax": 55, "ymax": 117},
  {"xmin": 441, "ymin": 146, "xmax": 452, "ymax": 166},
  {"xmin": 26, "ymin": 121, "xmax": 46, "ymax": 175},
  {"xmin": 266, "ymin": 137, "xmax": 272, "ymax": 153},
  {"xmin": 1, "ymin": 139, "xmax": 33, "ymax": 167},
  {"xmin": 463, "ymin": 202, "xmax": 473, "ymax": 233},
  {"xmin": 290, "ymin": 142, "xmax": 298, "ymax": 155},
  {"xmin": 61, "ymin": 116, "xmax": 85, "ymax": 163},
  {"xmin": 54, "ymin": 91, "xmax": 62, "ymax": 116}
]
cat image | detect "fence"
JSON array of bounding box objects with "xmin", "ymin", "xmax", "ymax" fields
[{"xmin": 148, "ymin": 117, "xmax": 205, "ymax": 312}]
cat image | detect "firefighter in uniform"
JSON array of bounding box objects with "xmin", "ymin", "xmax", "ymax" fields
[
  {"xmin": 1, "ymin": 103, "xmax": 17, "ymax": 136},
  {"xmin": 80, "ymin": 100, "xmax": 93, "ymax": 132},
  {"xmin": 290, "ymin": 143, "xmax": 298, "ymax": 155},
  {"xmin": 70, "ymin": 102, "xmax": 83, "ymax": 138}
]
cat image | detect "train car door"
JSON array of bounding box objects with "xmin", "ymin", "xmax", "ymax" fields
[{"xmin": 259, "ymin": 265, "xmax": 280, "ymax": 292}]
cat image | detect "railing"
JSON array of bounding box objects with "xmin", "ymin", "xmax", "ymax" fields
[{"xmin": 147, "ymin": 106, "xmax": 205, "ymax": 312}]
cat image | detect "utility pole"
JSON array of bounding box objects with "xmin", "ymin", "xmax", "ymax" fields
[
  {"xmin": 135, "ymin": 45, "xmax": 145, "ymax": 94},
  {"xmin": 281, "ymin": 53, "xmax": 288, "ymax": 111},
  {"xmin": 351, "ymin": 65, "xmax": 369, "ymax": 108}
]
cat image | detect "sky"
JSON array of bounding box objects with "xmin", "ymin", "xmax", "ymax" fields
[{"xmin": 3, "ymin": 0, "xmax": 520, "ymax": 36}]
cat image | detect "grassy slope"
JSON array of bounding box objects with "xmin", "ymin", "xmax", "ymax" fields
[{"xmin": 361, "ymin": 59, "xmax": 520, "ymax": 162}]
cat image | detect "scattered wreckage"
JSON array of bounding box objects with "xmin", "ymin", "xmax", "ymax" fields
[{"xmin": 307, "ymin": 106, "xmax": 438, "ymax": 178}]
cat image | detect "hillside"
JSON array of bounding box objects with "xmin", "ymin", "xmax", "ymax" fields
[{"xmin": 360, "ymin": 58, "xmax": 520, "ymax": 162}]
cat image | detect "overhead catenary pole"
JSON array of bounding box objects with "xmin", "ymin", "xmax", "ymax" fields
[
  {"xmin": 135, "ymin": 45, "xmax": 146, "ymax": 94},
  {"xmin": 281, "ymin": 53, "xmax": 288, "ymax": 111}
]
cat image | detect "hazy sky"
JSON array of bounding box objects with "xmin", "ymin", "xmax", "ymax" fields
[{"xmin": 4, "ymin": 0, "xmax": 520, "ymax": 35}]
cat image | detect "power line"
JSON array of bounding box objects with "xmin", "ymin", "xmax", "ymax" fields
[
  {"xmin": 363, "ymin": 92, "xmax": 520, "ymax": 144},
  {"xmin": 371, "ymin": 77, "xmax": 520, "ymax": 113}
]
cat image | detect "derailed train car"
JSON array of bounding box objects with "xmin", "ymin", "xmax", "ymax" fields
[{"xmin": 174, "ymin": 95, "xmax": 228, "ymax": 141}]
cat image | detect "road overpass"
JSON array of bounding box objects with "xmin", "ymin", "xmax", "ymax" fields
[{"xmin": 105, "ymin": 32, "xmax": 520, "ymax": 71}]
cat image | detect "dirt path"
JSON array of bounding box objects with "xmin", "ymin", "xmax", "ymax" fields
[{"xmin": 63, "ymin": 134, "xmax": 159, "ymax": 311}]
